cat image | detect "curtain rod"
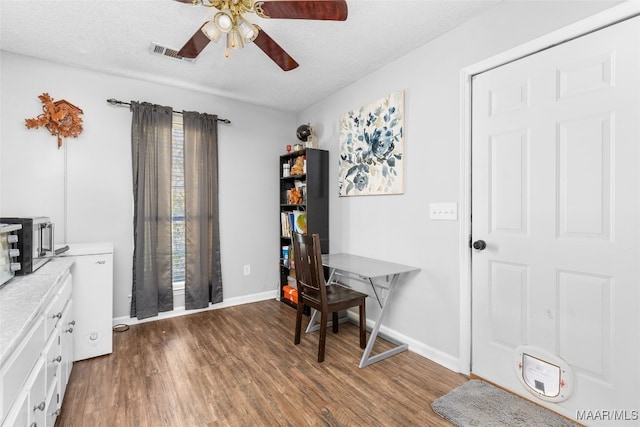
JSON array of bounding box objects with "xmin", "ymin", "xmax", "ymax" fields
[{"xmin": 106, "ymin": 98, "xmax": 231, "ymax": 124}]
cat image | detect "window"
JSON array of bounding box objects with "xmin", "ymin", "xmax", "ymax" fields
[{"xmin": 171, "ymin": 117, "xmax": 185, "ymax": 288}]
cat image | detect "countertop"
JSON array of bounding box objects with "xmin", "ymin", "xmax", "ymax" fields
[{"xmin": 0, "ymin": 257, "xmax": 75, "ymax": 365}]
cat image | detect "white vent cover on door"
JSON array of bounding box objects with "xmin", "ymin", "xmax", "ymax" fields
[{"xmin": 149, "ymin": 43, "xmax": 197, "ymax": 63}]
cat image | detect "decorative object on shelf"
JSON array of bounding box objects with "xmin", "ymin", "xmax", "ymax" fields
[
  {"xmin": 288, "ymin": 188, "xmax": 303, "ymax": 204},
  {"xmin": 286, "ymin": 144, "xmax": 292, "ymax": 153},
  {"xmin": 296, "ymin": 123, "xmax": 312, "ymax": 141},
  {"xmin": 25, "ymin": 93, "xmax": 84, "ymax": 148},
  {"xmin": 296, "ymin": 123, "xmax": 316, "ymax": 149},
  {"xmin": 290, "ymin": 156, "xmax": 305, "ymax": 176},
  {"xmin": 338, "ymin": 90, "xmax": 405, "ymax": 196},
  {"xmin": 294, "ymin": 211, "xmax": 307, "ymax": 234}
]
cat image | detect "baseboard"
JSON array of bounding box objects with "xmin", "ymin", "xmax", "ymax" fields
[
  {"xmin": 112, "ymin": 290, "xmax": 278, "ymax": 327},
  {"xmin": 345, "ymin": 312, "xmax": 462, "ymax": 373},
  {"xmin": 406, "ymin": 335, "xmax": 462, "ymax": 373}
]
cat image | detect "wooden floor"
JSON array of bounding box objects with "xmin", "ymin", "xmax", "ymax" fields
[{"xmin": 55, "ymin": 300, "xmax": 468, "ymax": 426}]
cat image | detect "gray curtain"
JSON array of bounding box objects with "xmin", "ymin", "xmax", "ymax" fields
[
  {"xmin": 182, "ymin": 111, "xmax": 223, "ymax": 309},
  {"xmin": 130, "ymin": 102, "xmax": 174, "ymax": 319}
]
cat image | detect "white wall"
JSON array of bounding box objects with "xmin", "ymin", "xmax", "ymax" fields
[
  {"xmin": 0, "ymin": 51, "xmax": 295, "ymax": 319},
  {"xmin": 297, "ymin": 0, "xmax": 622, "ymax": 371},
  {"xmin": 1, "ymin": 0, "xmax": 623, "ymax": 372}
]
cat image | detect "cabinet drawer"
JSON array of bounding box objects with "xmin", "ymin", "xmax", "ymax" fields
[
  {"xmin": 44, "ymin": 274, "xmax": 72, "ymax": 338},
  {"xmin": 0, "ymin": 316, "xmax": 44, "ymax": 419},
  {"xmin": 43, "ymin": 331, "xmax": 61, "ymax": 394},
  {"xmin": 27, "ymin": 359, "xmax": 46, "ymax": 427},
  {"xmin": 59, "ymin": 299, "xmax": 74, "ymax": 401},
  {"xmin": 45, "ymin": 380, "xmax": 59, "ymax": 427},
  {"xmin": 1, "ymin": 389, "xmax": 28, "ymax": 427}
]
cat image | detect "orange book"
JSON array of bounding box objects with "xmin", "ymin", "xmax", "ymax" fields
[{"xmin": 283, "ymin": 285, "xmax": 298, "ymax": 304}]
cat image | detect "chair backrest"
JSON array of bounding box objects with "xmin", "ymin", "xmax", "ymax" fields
[{"xmin": 291, "ymin": 233, "xmax": 327, "ymax": 308}]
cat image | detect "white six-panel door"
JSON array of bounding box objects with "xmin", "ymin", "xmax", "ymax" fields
[{"xmin": 471, "ymin": 16, "xmax": 640, "ymax": 424}]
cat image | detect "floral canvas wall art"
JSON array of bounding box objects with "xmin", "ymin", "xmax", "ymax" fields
[{"xmin": 338, "ymin": 91, "xmax": 404, "ymax": 196}]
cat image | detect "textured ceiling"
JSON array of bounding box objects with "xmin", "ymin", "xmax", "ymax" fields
[{"xmin": 0, "ymin": 0, "xmax": 500, "ymax": 112}]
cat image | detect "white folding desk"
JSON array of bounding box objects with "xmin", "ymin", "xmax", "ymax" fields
[{"xmin": 305, "ymin": 253, "xmax": 419, "ymax": 368}]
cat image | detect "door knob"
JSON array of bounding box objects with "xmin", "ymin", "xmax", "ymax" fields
[{"xmin": 472, "ymin": 240, "xmax": 487, "ymax": 250}]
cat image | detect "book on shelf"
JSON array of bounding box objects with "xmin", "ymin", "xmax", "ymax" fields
[
  {"xmin": 289, "ymin": 211, "xmax": 296, "ymax": 234},
  {"xmin": 281, "ymin": 211, "xmax": 292, "ymax": 237},
  {"xmin": 281, "ymin": 245, "xmax": 295, "ymax": 268},
  {"xmin": 281, "ymin": 210, "xmax": 307, "ymax": 237}
]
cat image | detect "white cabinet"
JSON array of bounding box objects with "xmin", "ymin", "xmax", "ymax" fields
[
  {"xmin": 42, "ymin": 331, "xmax": 59, "ymax": 406},
  {"xmin": 3, "ymin": 359, "xmax": 46, "ymax": 427},
  {"xmin": 0, "ymin": 318, "xmax": 44, "ymax": 420},
  {"xmin": 59, "ymin": 299, "xmax": 74, "ymax": 400},
  {"xmin": 27, "ymin": 359, "xmax": 46, "ymax": 427},
  {"xmin": 0, "ymin": 261, "xmax": 74, "ymax": 427},
  {"xmin": 40, "ymin": 272, "xmax": 73, "ymax": 426},
  {"xmin": 1, "ymin": 390, "xmax": 27, "ymax": 427},
  {"xmin": 64, "ymin": 243, "xmax": 113, "ymax": 361}
]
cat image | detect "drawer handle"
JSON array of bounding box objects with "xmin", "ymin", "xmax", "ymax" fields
[
  {"xmin": 96, "ymin": 260, "xmax": 106, "ymax": 264},
  {"xmin": 52, "ymin": 312, "xmax": 62, "ymax": 319},
  {"xmin": 52, "ymin": 355, "xmax": 62, "ymax": 363},
  {"xmin": 33, "ymin": 401, "xmax": 46, "ymax": 412},
  {"xmin": 65, "ymin": 327, "xmax": 74, "ymax": 334},
  {"xmin": 68, "ymin": 320, "xmax": 76, "ymax": 326},
  {"xmin": 51, "ymin": 409, "xmax": 61, "ymax": 417},
  {"xmin": 30, "ymin": 423, "xmax": 37, "ymax": 427}
]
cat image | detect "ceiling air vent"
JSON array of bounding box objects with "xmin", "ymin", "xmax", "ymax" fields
[{"xmin": 149, "ymin": 43, "xmax": 196, "ymax": 63}]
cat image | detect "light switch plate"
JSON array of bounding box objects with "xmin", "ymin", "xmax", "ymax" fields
[{"xmin": 430, "ymin": 202, "xmax": 458, "ymax": 220}]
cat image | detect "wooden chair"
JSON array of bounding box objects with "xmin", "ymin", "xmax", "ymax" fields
[{"xmin": 292, "ymin": 233, "xmax": 367, "ymax": 362}]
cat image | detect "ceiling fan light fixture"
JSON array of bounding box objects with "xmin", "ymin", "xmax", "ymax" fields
[
  {"xmin": 236, "ymin": 15, "xmax": 258, "ymax": 43},
  {"xmin": 176, "ymin": 0, "xmax": 349, "ymax": 71},
  {"xmin": 226, "ymin": 28, "xmax": 244, "ymax": 50},
  {"xmin": 214, "ymin": 10, "xmax": 233, "ymax": 33},
  {"xmin": 201, "ymin": 20, "xmax": 223, "ymax": 42}
]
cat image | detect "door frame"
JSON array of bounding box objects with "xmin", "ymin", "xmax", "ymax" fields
[{"xmin": 457, "ymin": 1, "xmax": 640, "ymax": 375}]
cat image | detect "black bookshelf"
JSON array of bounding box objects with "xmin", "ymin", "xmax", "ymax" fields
[{"xmin": 279, "ymin": 148, "xmax": 329, "ymax": 307}]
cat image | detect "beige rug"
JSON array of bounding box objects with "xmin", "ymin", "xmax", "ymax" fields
[{"xmin": 431, "ymin": 380, "xmax": 579, "ymax": 427}]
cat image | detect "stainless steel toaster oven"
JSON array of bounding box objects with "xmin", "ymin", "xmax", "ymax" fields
[{"xmin": 0, "ymin": 216, "xmax": 54, "ymax": 275}]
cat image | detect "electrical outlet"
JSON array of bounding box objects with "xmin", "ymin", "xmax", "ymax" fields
[{"xmin": 243, "ymin": 264, "xmax": 251, "ymax": 275}]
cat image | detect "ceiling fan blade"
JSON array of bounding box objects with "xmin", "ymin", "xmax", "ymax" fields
[
  {"xmin": 177, "ymin": 24, "xmax": 211, "ymax": 58},
  {"xmin": 253, "ymin": 29, "xmax": 299, "ymax": 71},
  {"xmin": 258, "ymin": 0, "xmax": 347, "ymax": 21}
]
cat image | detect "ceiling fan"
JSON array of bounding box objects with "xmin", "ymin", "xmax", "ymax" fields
[{"xmin": 175, "ymin": 0, "xmax": 348, "ymax": 71}]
